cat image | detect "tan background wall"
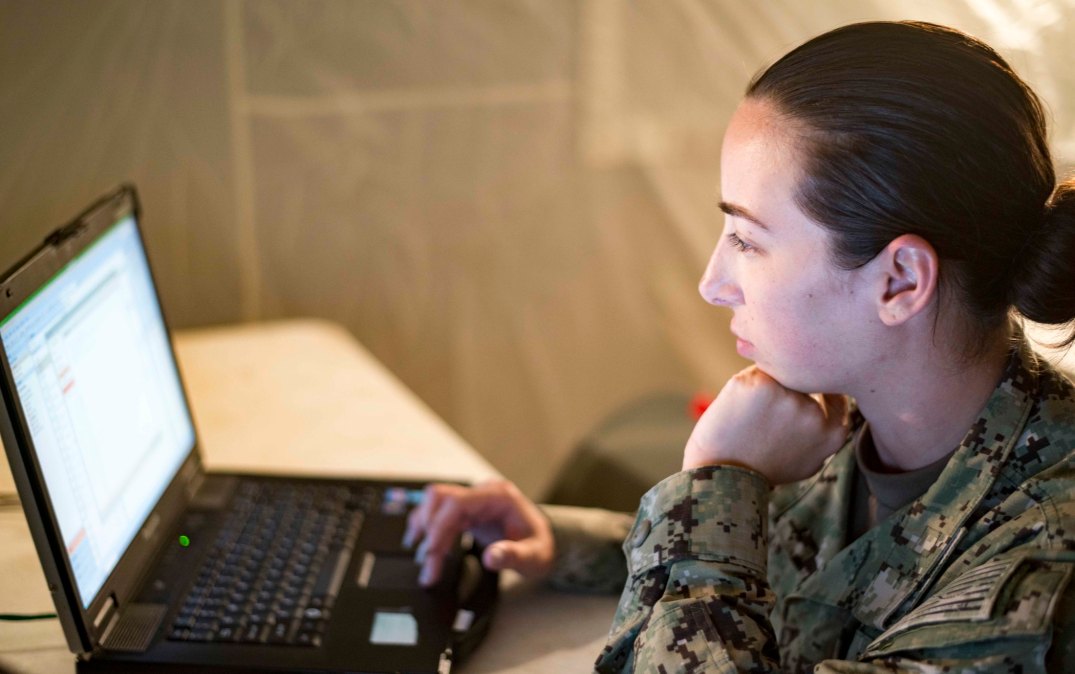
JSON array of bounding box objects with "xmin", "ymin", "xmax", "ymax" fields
[{"xmin": 1, "ymin": 0, "xmax": 1073, "ymax": 497}]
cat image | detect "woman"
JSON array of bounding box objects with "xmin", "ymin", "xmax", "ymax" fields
[{"xmin": 406, "ymin": 21, "xmax": 1075, "ymax": 672}]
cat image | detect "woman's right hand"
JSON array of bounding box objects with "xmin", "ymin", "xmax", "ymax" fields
[
  {"xmin": 403, "ymin": 480, "xmax": 555, "ymax": 587},
  {"xmin": 681, "ymin": 365, "xmax": 849, "ymax": 484}
]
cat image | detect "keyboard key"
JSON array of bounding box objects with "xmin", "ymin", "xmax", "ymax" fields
[
  {"xmin": 187, "ymin": 630, "xmax": 213, "ymax": 642},
  {"xmin": 239, "ymin": 623, "xmax": 262, "ymax": 643},
  {"xmin": 168, "ymin": 627, "xmax": 190, "ymax": 641},
  {"xmin": 267, "ymin": 621, "xmax": 291, "ymax": 643},
  {"xmin": 295, "ymin": 631, "xmax": 322, "ymax": 647}
]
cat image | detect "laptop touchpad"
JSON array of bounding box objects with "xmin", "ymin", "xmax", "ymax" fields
[{"xmin": 357, "ymin": 552, "xmax": 421, "ymax": 589}]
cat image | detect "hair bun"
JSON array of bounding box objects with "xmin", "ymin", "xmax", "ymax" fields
[{"xmin": 1010, "ymin": 178, "xmax": 1075, "ymax": 335}]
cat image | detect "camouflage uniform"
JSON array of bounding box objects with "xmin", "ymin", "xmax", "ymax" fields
[{"xmin": 543, "ymin": 338, "xmax": 1075, "ymax": 672}]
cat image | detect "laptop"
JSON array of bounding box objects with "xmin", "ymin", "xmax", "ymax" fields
[{"xmin": 0, "ymin": 185, "xmax": 497, "ymax": 673}]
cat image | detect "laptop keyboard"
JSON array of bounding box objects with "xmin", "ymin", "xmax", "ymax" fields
[{"xmin": 167, "ymin": 480, "xmax": 372, "ymax": 647}]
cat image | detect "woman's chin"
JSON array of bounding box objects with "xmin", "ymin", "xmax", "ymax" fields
[{"xmin": 753, "ymin": 364, "xmax": 818, "ymax": 395}]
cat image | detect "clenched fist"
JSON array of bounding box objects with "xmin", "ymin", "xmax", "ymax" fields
[{"xmin": 683, "ymin": 366, "xmax": 850, "ymax": 485}]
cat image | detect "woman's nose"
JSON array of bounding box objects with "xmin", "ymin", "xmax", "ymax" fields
[{"xmin": 698, "ymin": 247, "xmax": 742, "ymax": 307}]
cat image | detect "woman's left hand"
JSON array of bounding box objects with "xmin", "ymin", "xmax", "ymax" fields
[{"xmin": 682, "ymin": 366, "xmax": 850, "ymax": 485}]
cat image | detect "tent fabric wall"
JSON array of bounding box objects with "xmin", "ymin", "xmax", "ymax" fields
[{"xmin": 1, "ymin": 0, "xmax": 1073, "ymax": 497}]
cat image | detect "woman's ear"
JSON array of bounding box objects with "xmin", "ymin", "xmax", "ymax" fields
[{"xmin": 873, "ymin": 234, "xmax": 939, "ymax": 326}]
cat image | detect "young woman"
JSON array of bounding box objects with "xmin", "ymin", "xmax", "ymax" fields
[{"xmin": 405, "ymin": 21, "xmax": 1075, "ymax": 672}]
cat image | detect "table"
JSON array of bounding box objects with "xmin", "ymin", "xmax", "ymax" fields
[{"xmin": 0, "ymin": 319, "xmax": 617, "ymax": 673}]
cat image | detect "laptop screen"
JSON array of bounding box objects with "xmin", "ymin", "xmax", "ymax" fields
[{"xmin": 0, "ymin": 214, "xmax": 195, "ymax": 608}]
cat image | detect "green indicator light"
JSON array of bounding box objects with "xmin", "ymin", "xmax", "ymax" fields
[{"xmin": 178, "ymin": 535, "xmax": 190, "ymax": 547}]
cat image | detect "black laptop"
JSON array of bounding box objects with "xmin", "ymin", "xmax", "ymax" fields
[{"xmin": 0, "ymin": 185, "xmax": 497, "ymax": 673}]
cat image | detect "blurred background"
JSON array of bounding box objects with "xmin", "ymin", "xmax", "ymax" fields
[{"xmin": 1, "ymin": 0, "xmax": 1073, "ymax": 499}]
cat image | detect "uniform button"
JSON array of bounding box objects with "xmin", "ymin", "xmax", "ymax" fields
[{"xmin": 631, "ymin": 519, "xmax": 651, "ymax": 548}]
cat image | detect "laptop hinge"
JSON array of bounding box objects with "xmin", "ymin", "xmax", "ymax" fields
[
  {"xmin": 186, "ymin": 470, "xmax": 205, "ymax": 499},
  {"xmin": 93, "ymin": 594, "xmax": 118, "ymax": 632}
]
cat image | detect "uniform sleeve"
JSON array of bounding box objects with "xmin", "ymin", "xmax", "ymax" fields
[
  {"xmin": 594, "ymin": 465, "xmax": 779, "ymax": 673},
  {"xmin": 541, "ymin": 503, "xmax": 634, "ymax": 594}
]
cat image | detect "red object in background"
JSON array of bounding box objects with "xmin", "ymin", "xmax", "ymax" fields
[{"xmin": 689, "ymin": 392, "xmax": 714, "ymax": 420}]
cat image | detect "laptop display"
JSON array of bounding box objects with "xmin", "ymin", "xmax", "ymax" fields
[{"xmin": 0, "ymin": 215, "xmax": 194, "ymax": 608}]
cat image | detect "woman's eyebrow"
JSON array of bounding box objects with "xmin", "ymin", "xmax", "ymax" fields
[{"xmin": 718, "ymin": 201, "xmax": 771, "ymax": 231}]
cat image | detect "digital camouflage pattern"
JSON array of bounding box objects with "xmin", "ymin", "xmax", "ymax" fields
[{"xmin": 544, "ymin": 338, "xmax": 1075, "ymax": 672}]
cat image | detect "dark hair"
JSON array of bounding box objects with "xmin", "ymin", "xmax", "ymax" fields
[{"xmin": 747, "ymin": 21, "xmax": 1075, "ymax": 353}]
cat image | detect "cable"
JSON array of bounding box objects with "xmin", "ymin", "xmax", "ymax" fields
[{"xmin": 0, "ymin": 613, "xmax": 56, "ymax": 621}]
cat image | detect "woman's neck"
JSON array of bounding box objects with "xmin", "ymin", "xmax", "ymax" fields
[{"xmin": 852, "ymin": 325, "xmax": 1012, "ymax": 473}]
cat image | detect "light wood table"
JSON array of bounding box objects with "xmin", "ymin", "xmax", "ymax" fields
[{"xmin": 0, "ymin": 319, "xmax": 617, "ymax": 673}]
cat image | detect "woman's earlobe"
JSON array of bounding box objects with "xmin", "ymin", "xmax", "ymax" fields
[{"xmin": 880, "ymin": 304, "xmax": 905, "ymax": 326}]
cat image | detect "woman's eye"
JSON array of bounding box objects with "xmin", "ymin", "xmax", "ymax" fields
[{"xmin": 727, "ymin": 232, "xmax": 757, "ymax": 253}]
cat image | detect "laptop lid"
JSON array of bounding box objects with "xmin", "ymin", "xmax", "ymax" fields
[{"xmin": 0, "ymin": 185, "xmax": 204, "ymax": 654}]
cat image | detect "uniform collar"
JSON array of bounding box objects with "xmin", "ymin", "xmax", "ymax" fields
[
  {"xmin": 855, "ymin": 424, "xmax": 954, "ymax": 518},
  {"xmin": 787, "ymin": 336, "xmax": 1042, "ymax": 628}
]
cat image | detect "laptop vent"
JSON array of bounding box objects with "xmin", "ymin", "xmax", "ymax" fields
[{"xmin": 101, "ymin": 603, "xmax": 166, "ymax": 653}]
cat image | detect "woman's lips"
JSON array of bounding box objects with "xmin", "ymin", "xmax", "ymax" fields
[{"xmin": 736, "ymin": 337, "xmax": 754, "ymax": 358}]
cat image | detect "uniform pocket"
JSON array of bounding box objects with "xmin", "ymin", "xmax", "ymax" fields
[{"xmin": 862, "ymin": 552, "xmax": 1074, "ymax": 658}]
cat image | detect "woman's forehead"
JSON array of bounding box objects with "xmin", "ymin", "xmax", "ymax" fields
[{"xmin": 720, "ymin": 100, "xmax": 808, "ymax": 232}]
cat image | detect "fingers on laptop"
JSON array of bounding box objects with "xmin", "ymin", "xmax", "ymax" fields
[
  {"xmin": 407, "ymin": 482, "xmax": 494, "ymax": 586},
  {"xmin": 404, "ymin": 481, "xmax": 553, "ymax": 587}
]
